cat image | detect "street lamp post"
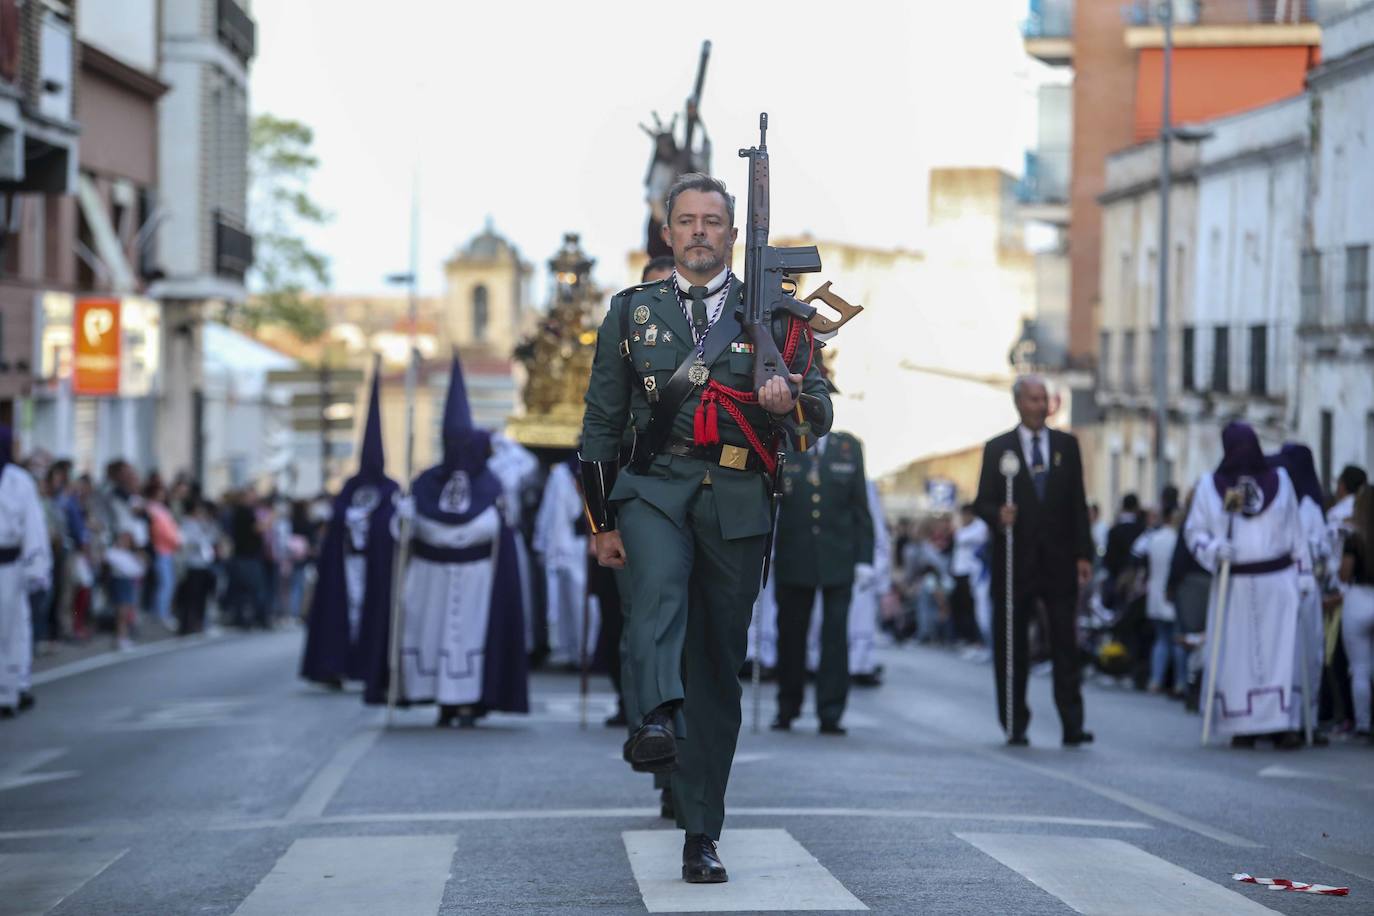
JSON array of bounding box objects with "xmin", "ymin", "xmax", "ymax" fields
[
  {"xmin": 1153, "ymin": 0, "xmax": 1175, "ymax": 498},
  {"xmin": 383, "ymin": 177, "xmax": 420, "ymax": 725}
]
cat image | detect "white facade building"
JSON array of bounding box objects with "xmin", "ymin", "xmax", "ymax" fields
[
  {"xmin": 1297, "ymin": 2, "xmax": 1374, "ymax": 489},
  {"xmin": 1096, "ymin": 95, "xmax": 1307, "ymax": 509},
  {"xmin": 200, "ymin": 321, "xmax": 294, "ymax": 498},
  {"xmin": 148, "ymin": 0, "xmax": 255, "ymax": 481}
]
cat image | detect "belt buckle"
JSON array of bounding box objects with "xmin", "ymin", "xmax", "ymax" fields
[{"xmin": 719, "ymin": 444, "xmax": 749, "ymax": 471}]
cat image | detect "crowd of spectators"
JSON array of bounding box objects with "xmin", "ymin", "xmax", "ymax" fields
[
  {"xmin": 20, "ymin": 452, "xmax": 328, "ymax": 657},
  {"xmin": 874, "ymin": 461, "xmax": 1372, "ymax": 746}
]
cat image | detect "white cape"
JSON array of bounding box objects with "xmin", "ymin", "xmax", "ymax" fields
[
  {"xmin": 1184, "ymin": 471, "xmax": 1309, "ymax": 737},
  {"xmin": 400, "ymin": 506, "xmax": 501, "ymax": 706}
]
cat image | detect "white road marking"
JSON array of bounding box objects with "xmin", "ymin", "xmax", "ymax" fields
[
  {"xmin": 1260, "ymin": 764, "xmax": 1374, "ymax": 789},
  {"xmin": 870, "ymin": 659, "xmax": 1264, "ymax": 848},
  {"xmin": 231, "ymin": 836, "xmax": 454, "ymax": 916},
  {"xmin": 623, "ymin": 828, "xmax": 867, "ymax": 913},
  {"xmin": 286, "ymin": 723, "xmax": 382, "ymax": 821},
  {"xmin": 198, "ymin": 806, "xmax": 1152, "ymax": 833},
  {"xmin": 606, "ymin": 751, "xmax": 775, "ymax": 765},
  {"xmin": 0, "ymin": 849, "xmax": 127, "ymax": 916},
  {"xmin": 1303, "ymin": 848, "xmax": 1374, "ymax": 882},
  {"xmin": 30, "ymin": 632, "xmax": 231, "ymax": 685},
  {"xmin": 102, "ymin": 698, "xmax": 256, "ymax": 731},
  {"xmin": 959, "ymin": 833, "xmax": 1279, "ymax": 915},
  {"xmin": 0, "ymin": 749, "xmax": 79, "ymax": 794},
  {"xmin": 992, "ymin": 757, "xmax": 1261, "ymax": 848}
]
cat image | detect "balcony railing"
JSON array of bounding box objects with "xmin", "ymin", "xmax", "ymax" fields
[
  {"xmin": 1125, "ymin": 0, "xmax": 1316, "ymax": 27},
  {"xmin": 217, "ymin": 0, "xmax": 256, "ymax": 65},
  {"xmin": 214, "ymin": 210, "xmax": 253, "ymax": 281},
  {"xmin": 1016, "ymin": 149, "xmax": 1071, "ymax": 205},
  {"xmin": 1023, "ymin": 0, "xmax": 1074, "ymax": 37}
]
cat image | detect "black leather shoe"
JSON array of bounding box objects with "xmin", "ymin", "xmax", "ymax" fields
[
  {"xmin": 604, "ymin": 708, "xmax": 628, "ymax": 728},
  {"xmin": 624, "ymin": 707, "xmax": 677, "ymax": 773},
  {"xmin": 660, "ymin": 787, "xmax": 675, "ymax": 820},
  {"xmin": 1063, "ymin": 730, "xmax": 1094, "ymax": 748},
  {"xmin": 437, "ymin": 705, "xmax": 458, "ymax": 728},
  {"xmin": 1006, "ymin": 732, "xmax": 1029, "ymax": 747},
  {"xmin": 18, "ymin": 691, "xmax": 34, "ymax": 711},
  {"xmin": 769, "ymin": 715, "xmax": 793, "ymax": 732},
  {"xmin": 682, "ymin": 833, "xmax": 728, "ymax": 883},
  {"xmin": 1231, "ymin": 735, "xmax": 1257, "ymax": 749},
  {"xmin": 1275, "ymin": 731, "xmax": 1303, "ymax": 750},
  {"xmin": 819, "ymin": 721, "xmax": 847, "ymax": 736}
]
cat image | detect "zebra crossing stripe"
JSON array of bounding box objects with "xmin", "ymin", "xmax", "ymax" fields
[
  {"xmin": 231, "ymin": 836, "xmax": 454, "ymax": 916},
  {"xmin": 622, "ymin": 828, "xmax": 867, "ymax": 912},
  {"xmin": 958, "ymin": 833, "xmax": 1281, "ymax": 915}
]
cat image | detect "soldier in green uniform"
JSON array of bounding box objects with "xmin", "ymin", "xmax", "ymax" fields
[
  {"xmin": 579, "ymin": 173, "xmax": 832, "ymax": 883},
  {"xmin": 771, "ymin": 430, "xmax": 874, "ymax": 734}
]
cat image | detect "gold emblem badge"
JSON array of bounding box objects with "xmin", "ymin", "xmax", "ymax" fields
[{"xmin": 633, "ymin": 304, "xmax": 651, "ymax": 325}]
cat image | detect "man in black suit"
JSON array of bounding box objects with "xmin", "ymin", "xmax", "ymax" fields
[{"xmin": 974, "ymin": 375, "xmax": 1094, "ymax": 747}]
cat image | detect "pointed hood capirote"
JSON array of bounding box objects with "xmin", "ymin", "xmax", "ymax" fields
[
  {"xmin": 409, "ymin": 351, "xmax": 499, "ymax": 527},
  {"xmin": 300, "ymin": 354, "xmax": 400, "ymax": 700},
  {"xmin": 440, "ymin": 350, "xmax": 491, "ymax": 477},
  {"xmin": 358, "ymin": 356, "xmax": 386, "ymax": 480},
  {"xmin": 1268, "ymin": 442, "xmax": 1324, "ymax": 519},
  {"xmin": 1214, "ymin": 421, "xmax": 1278, "ymax": 511}
]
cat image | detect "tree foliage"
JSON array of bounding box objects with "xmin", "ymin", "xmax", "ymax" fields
[{"xmin": 243, "ymin": 113, "xmax": 331, "ymax": 341}]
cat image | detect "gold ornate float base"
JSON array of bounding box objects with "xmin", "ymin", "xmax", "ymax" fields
[{"xmin": 505, "ymin": 404, "xmax": 587, "ymax": 450}]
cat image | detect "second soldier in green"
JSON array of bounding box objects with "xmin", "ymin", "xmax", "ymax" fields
[{"xmin": 770, "ymin": 430, "xmax": 874, "ymax": 735}]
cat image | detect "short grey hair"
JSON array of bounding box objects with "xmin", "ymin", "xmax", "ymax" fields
[
  {"xmin": 665, "ymin": 172, "xmax": 735, "ymax": 226},
  {"xmin": 1012, "ymin": 373, "xmax": 1048, "ymax": 402}
]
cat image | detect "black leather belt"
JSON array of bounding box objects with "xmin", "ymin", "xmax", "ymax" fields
[
  {"xmin": 410, "ymin": 541, "xmax": 493, "ymax": 564},
  {"xmin": 1231, "ymin": 556, "xmax": 1293, "ymax": 576},
  {"xmin": 0, "ymin": 546, "xmax": 18, "ymax": 565},
  {"xmin": 662, "ymin": 438, "xmax": 767, "ymax": 473}
]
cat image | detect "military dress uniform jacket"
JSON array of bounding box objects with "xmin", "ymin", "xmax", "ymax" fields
[
  {"xmin": 581, "ymin": 277, "xmax": 834, "ymax": 538},
  {"xmin": 773, "ymin": 432, "xmax": 875, "ymax": 588}
]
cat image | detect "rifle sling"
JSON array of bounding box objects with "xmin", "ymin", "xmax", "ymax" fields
[{"xmin": 635, "ymin": 299, "xmax": 743, "ymax": 472}]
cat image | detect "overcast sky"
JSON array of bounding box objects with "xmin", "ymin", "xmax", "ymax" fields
[{"xmin": 249, "ymin": 0, "xmax": 1055, "ymax": 297}]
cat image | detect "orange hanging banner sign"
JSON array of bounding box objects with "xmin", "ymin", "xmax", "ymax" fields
[{"xmin": 72, "ymin": 297, "xmax": 121, "ymax": 396}]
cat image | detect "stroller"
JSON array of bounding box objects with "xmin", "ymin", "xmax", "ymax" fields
[{"xmin": 1080, "ymin": 563, "xmax": 1151, "ymax": 685}]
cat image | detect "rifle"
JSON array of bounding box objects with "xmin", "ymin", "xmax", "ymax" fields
[{"xmin": 737, "ymin": 112, "xmax": 863, "ymax": 449}]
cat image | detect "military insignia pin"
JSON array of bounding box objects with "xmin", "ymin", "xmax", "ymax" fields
[
  {"xmin": 633, "ymin": 304, "xmax": 651, "ymax": 325},
  {"xmin": 645, "ymin": 325, "xmax": 658, "ymax": 346},
  {"xmin": 662, "ymin": 330, "xmax": 673, "ymax": 343}
]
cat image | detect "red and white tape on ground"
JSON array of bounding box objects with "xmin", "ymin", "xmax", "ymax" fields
[{"xmin": 1233, "ymin": 873, "xmax": 1350, "ymax": 896}]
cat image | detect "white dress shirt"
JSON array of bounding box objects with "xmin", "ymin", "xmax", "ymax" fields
[
  {"xmin": 674, "ymin": 266, "xmax": 730, "ymax": 345},
  {"xmin": 1016, "ymin": 424, "xmax": 1051, "ymax": 475}
]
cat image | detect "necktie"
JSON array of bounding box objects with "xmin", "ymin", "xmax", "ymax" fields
[
  {"xmin": 1031, "ymin": 433, "xmax": 1048, "ymax": 500},
  {"xmin": 688, "ymin": 286, "xmax": 710, "ymax": 341}
]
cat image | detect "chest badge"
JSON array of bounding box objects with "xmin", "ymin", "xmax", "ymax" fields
[
  {"xmin": 645, "ymin": 324, "xmax": 658, "ymax": 346},
  {"xmin": 633, "ymin": 304, "xmax": 651, "ymax": 325},
  {"xmin": 687, "ymin": 359, "xmax": 711, "ymax": 387}
]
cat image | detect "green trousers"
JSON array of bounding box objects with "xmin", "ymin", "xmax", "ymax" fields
[
  {"xmin": 617, "ymin": 484, "xmax": 767, "ymax": 839},
  {"xmin": 775, "ymin": 582, "xmax": 853, "ymax": 725},
  {"xmin": 614, "ymin": 568, "xmax": 670, "ymax": 793}
]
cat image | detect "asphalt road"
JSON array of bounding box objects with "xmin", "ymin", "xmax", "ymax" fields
[{"xmin": 2, "ymin": 630, "xmax": 1371, "ymax": 915}]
